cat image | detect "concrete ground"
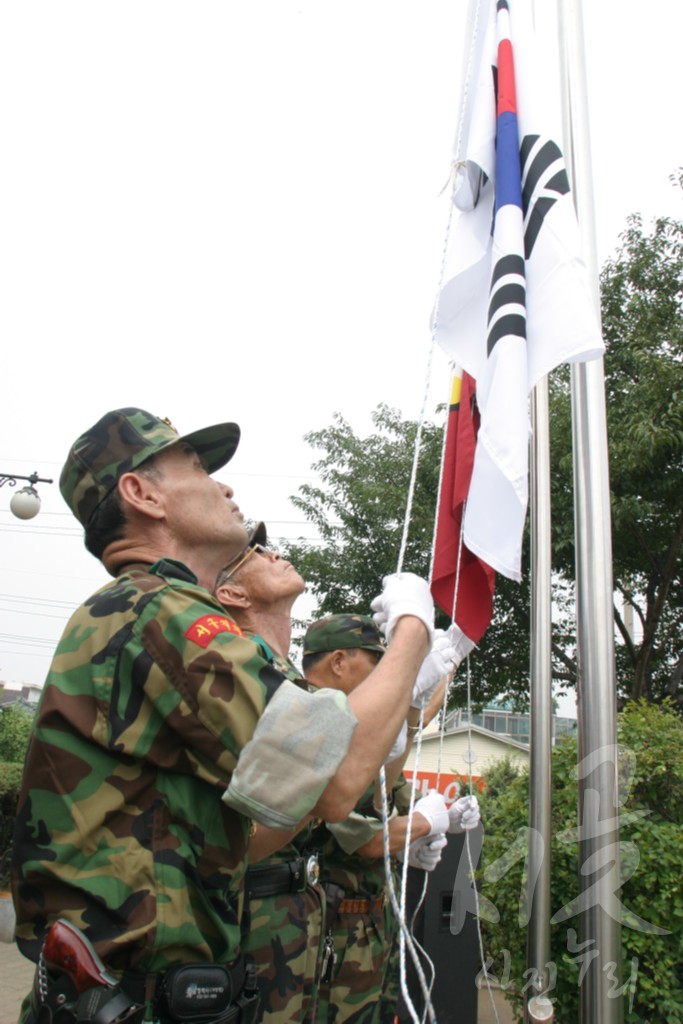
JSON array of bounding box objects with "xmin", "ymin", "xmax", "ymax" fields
[
  {"xmin": 0, "ymin": 939, "xmax": 516, "ymax": 1024},
  {"xmin": 477, "ymin": 983, "xmax": 516, "ymax": 1023},
  {"xmin": 1, "ymin": 940, "xmax": 34, "ymax": 1024}
]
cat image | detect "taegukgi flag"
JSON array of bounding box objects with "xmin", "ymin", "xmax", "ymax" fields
[{"xmin": 433, "ymin": 0, "xmax": 604, "ymax": 581}]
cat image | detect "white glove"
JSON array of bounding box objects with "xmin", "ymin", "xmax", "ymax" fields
[
  {"xmin": 448, "ymin": 795, "xmax": 481, "ymax": 833},
  {"xmin": 414, "ymin": 789, "xmax": 449, "ymax": 838},
  {"xmin": 410, "ymin": 629, "xmax": 457, "ymax": 707},
  {"xmin": 385, "ymin": 721, "xmax": 407, "ymax": 764},
  {"xmin": 397, "ymin": 833, "xmax": 447, "ymax": 871},
  {"xmin": 370, "ymin": 573, "xmax": 435, "ymax": 644},
  {"xmin": 446, "ymin": 623, "xmax": 476, "ymax": 669}
]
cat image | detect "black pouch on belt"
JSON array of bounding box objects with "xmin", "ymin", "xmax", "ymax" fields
[{"xmin": 161, "ymin": 963, "xmax": 236, "ymax": 1022}]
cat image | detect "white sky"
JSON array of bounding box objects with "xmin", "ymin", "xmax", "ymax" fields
[{"xmin": 0, "ymin": 1, "xmax": 680, "ymax": 696}]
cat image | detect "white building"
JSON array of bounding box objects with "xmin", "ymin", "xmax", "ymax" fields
[{"xmin": 403, "ymin": 705, "xmax": 577, "ymax": 799}]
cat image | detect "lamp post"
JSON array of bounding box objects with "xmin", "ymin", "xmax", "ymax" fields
[{"xmin": 0, "ymin": 471, "xmax": 54, "ymax": 520}]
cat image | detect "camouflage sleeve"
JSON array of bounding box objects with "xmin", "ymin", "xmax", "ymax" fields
[
  {"xmin": 130, "ymin": 582, "xmax": 287, "ymax": 783},
  {"xmin": 326, "ymin": 806, "xmax": 398, "ymax": 855},
  {"xmin": 392, "ymin": 774, "xmax": 421, "ymax": 815},
  {"xmin": 222, "ymin": 682, "xmax": 358, "ymax": 828}
]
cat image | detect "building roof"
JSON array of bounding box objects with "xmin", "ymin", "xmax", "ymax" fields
[{"xmin": 418, "ymin": 722, "xmax": 531, "ymax": 754}]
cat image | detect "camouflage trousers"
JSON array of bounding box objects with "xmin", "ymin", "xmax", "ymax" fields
[
  {"xmin": 315, "ymin": 897, "xmax": 389, "ymax": 1024},
  {"xmin": 244, "ymin": 883, "xmax": 325, "ymax": 1023},
  {"xmin": 377, "ymin": 900, "xmax": 400, "ymax": 1024}
]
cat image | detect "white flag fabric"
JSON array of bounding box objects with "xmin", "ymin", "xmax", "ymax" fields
[{"xmin": 434, "ymin": 0, "xmax": 604, "ymax": 581}]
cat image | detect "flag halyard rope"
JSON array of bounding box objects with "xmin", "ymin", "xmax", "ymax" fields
[{"xmin": 382, "ymin": 3, "xmax": 507, "ymax": 1020}]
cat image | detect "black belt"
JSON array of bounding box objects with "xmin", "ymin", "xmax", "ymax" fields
[{"xmin": 246, "ymin": 856, "xmax": 320, "ymax": 899}]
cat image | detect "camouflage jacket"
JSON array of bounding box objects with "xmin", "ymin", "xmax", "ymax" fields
[
  {"xmin": 310, "ymin": 775, "xmax": 423, "ymax": 900},
  {"xmin": 11, "ymin": 560, "xmax": 352, "ymax": 973},
  {"xmin": 310, "ymin": 787, "xmax": 390, "ymax": 900}
]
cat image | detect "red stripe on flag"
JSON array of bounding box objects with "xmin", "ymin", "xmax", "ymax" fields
[
  {"xmin": 496, "ymin": 39, "xmax": 517, "ymax": 116},
  {"xmin": 431, "ymin": 370, "xmax": 495, "ymax": 644}
]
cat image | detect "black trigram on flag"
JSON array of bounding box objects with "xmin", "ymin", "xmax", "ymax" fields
[
  {"xmin": 486, "ymin": 135, "xmax": 572, "ymax": 357},
  {"xmin": 520, "ymin": 135, "xmax": 570, "ymax": 258},
  {"xmin": 487, "ymin": 253, "xmax": 526, "ymax": 357}
]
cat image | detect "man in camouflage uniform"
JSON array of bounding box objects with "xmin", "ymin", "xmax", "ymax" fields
[
  {"xmin": 11, "ymin": 408, "xmax": 436, "ymax": 1024},
  {"xmin": 212, "ymin": 526, "xmax": 325, "ymax": 1023},
  {"xmin": 301, "ymin": 615, "xmax": 479, "ymax": 1024}
]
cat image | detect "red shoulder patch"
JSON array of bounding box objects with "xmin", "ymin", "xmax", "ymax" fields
[{"xmin": 185, "ymin": 614, "xmax": 245, "ymax": 648}]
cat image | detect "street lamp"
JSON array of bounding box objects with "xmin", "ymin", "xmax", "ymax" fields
[{"xmin": 0, "ymin": 471, "xmax": 54, "ymax": 520}]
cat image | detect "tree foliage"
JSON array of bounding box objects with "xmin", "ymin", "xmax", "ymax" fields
[
  {"xmin": 283, "ymin": 404, "xmax": 531, "ymax": 706},
  {"xmin": 0, "ymin": 703, "xmax": 33, "ymax": 764},
  {"xmin": 549, "ymin": 204, "xmax": 683, "ymax": 705},
  {"xmin": 0, "ymin": 704, "xmax": 32, "ymax": 881},
  {"xmin": 478, "ymin": 700, "xmax": 683, "ymax": 1023},
  {"xmin": 283, "ymin": 204, "xmax": 683, "ymax": 707},
  {"xmin": 284, "ymin": 404, "xmax": 441, "ymax": 618}
]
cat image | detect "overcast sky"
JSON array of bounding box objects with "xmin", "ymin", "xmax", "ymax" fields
[{"xmin": 0, "ymin": 1, "xmax": 680, "ymax": 691}]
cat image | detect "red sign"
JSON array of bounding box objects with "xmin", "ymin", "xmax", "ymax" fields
[{"xmin": 403, "ymin": 770, "xmax": 485, "ymax": 807}]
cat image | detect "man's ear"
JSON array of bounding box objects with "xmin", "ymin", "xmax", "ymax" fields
[
  {"xmin": 215, "ymin": 582, "xmax": 251, "ymax": 611},
  {"xmin": 118, "ymin": 471, "xmax": 165, "ymax": 520},
  {"xmin": 328, "ymin": 649, "xmax": 348, "ymax": 679}
]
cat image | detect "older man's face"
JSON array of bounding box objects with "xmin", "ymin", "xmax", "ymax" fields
[{"xmin": 215, "ymin": 545, "xmax": 305, "ymax": 607}]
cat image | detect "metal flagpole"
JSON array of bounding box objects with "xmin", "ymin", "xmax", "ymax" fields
[
  {"xmin": 556, "ymin": 1, "xmax": 623, "ymax": 1022},
  {"xmin": 525, "ymin": 0, "xmax": 555, "ymax": 1014},
  {"xmin": 526, "ymin": 377, "xmax": 555, "ymax": 1024}
]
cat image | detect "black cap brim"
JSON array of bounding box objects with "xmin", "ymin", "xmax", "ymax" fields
[
  {"xmin": 180, "ymin": 422, "xmax": 241, "ymax": 474},
  {"xmin": 248, "ymin": 521, "xmax": 267, "ymax": 547}
]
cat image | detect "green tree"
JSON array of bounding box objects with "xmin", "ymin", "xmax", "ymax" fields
[
  {"xmin": 285, "ymin": 404, "xmax": 442, "ymax": 612},
  {"xmin": 283, "ymin": 205, "xmax": 683, "ymax": 707},
  {"xmin": 283, "ymin": 404, "xmax": 529, "ymax": 707},
  {"xmin": 0, "ymin": 703, "xmax": 32, "ymax": 764},
  {"xmin": 478, "ymin": 700, "xmax": 683, "ymax": 1023},
  {"xmin": 550, "ymin": 205, "xmax": 683, "ymax": 705},
  {"xmin": 0, "ymin": 703, "xmax": 32, "ymax": 880}
]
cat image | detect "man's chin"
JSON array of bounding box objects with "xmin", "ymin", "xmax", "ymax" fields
[{"xmin": 225, "ymin": 526, "xmax": 249, "ymax": 557}]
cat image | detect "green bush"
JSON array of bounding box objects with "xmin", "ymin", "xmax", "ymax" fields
[
  {"xmin": 0, "ymin": 703, "xmax": 33, "ymax": 886},
  {"xmin": 477, "ymin": 700, "xmax": 683, "ymax": 1023},
  {"xmin": 0, "ymin": 703, "xmax": 33, "ymax": 763},
  {"xmin": 0, "ymin": 763, "xmax": 23, "ymax": 887}
]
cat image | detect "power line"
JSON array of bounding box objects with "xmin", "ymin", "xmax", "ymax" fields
[
  {"xmin": 0, "ymin": 633, "xmax": 57, "ymax": 649},
  {"xmin": 0, "ymin": 593, "xmax": 80, "ymax": 609},
  {"xmin": 0, "ymin": 459, "xmax": 319, "ymax": 485},
  {"xmin": 0, "ymin": 606, "xmax": 74, "ymax": 621}
]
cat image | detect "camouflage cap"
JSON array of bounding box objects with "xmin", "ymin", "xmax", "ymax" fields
[
  {"xmin": 303, "ymin": 614, "xmax": 386, "ymax": 657},
  {"xmin": 215, "ymin": 521, "xmax": 268, "ymax": 586},
  {"xmin": 245, "ymin": 520, "xmax": 267, "ymax": 549},
  {"xmin": 60, "ymin": 407, "xmax": 240, "ymax": 527}
]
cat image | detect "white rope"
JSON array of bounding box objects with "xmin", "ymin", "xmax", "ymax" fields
[
  {"xmin": 379, "ymin": 747, "xmax": 437, "ymax": 1024},
  {"xmin": 464, "ymin": 653, "xmax": 501, "ymax": 1024},
  {"xmin": 396, "ymin": 348, "xmax": 435, "ymax": 574},
  {"xmin": 381, "ymin": 5, "xmax": 501, "ymax": 1022},
  {"xmin": 397, "ymin": 155, "xmax": 456, "ymax": 577}
]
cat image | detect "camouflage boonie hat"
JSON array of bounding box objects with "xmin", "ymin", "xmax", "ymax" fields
[
  {"xmin": 60, "ymin": 407, "xmax": 240, "ymax": 527},
  {"xmin": 303, "ymin": 614, "xmax": 386, "ymax": 657}
]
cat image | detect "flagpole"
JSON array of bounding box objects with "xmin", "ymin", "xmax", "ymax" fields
[
  {"xmin": 526, "ymin": 376, "xmax": 555, "ymax": 1021},
  {"xmin": 556, "ymin": 1, "xmax": 623, "ymax": 1022}
]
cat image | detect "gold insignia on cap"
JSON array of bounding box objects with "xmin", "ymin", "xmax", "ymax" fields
[{"xmin": 160, "ymin": 417, "xmax": 178, "ymax": 434}]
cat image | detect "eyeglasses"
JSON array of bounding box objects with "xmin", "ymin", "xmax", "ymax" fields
[{"xmin": 216, "ymin": 543, "xmax": 267, "ymax": 586}]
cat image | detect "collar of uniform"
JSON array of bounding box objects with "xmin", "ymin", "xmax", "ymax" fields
[{"xmin": 148, "ymin": 558, "xmax": 199, "ymax": 584}]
